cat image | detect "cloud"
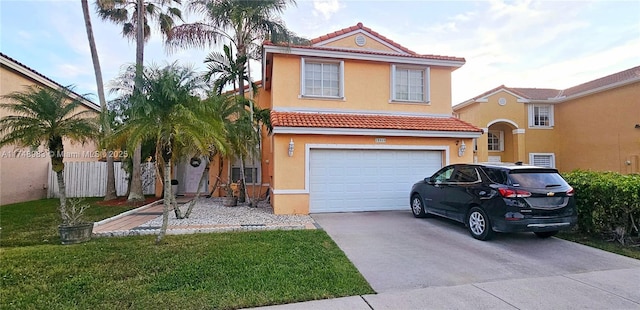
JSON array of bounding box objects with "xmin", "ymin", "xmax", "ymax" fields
[{"xmin": 312, "ymin": 0, "xmax": 344, "ymax": 19}]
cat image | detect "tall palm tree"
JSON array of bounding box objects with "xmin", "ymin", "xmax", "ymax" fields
[
  {"xmin": 203, "ymin": 44, "xmax": 255, "ymax": 95},
  {"xmin": 113, "ymin": 63, "xmax": 226, "ymax": 243},
  {"xmin": 168, "ymin": 0, "xmax": 303, "ymax": 97},
  {"xmin": 95, "ymin": 0, "xmax": 182, "ymax": 202},
  {"xmin": 0, "ymin": 86, "xmax": 98, "ymax": 224},
  {"xmin": 81, "ymin": 0, "xmax": 117, "ymax": 201}
]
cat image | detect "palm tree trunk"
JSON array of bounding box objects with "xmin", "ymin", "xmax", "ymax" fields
[
  {"xmin": 81, "ymin": 0, "xmax": 117, "ymax": 200},
  {"xmin": 156, "ymin": 158, "xmax": 171, "ymax": 244},
  {"xmin": 239, "ymin": 154, "xmax": 248, "ymax": 203},
  {"xmin": 56, "ymin": 170, "xmax": 68, "ymax": 225},
  {"xmin": 128, "ymin": 0, "xmax": 145, "ymax": 203},
  {"xmin": 209, "ymin": 156, "xmax": 223, "ymax": 197}
]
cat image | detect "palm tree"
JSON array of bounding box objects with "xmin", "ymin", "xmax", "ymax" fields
[
  {"xmin": 203, "ymin": 44, "xmax": 256, "ymax": 95},
  {"xmin": 0, "ymin": 86, "xmax": 98, "ymax": 224},
  {"xmin": 113, "ymin": 63, "xmax": 226, "ymax": 243},
  {"xmin": 81, "ymin": 0, "xmax": 117, "ymax": 201},
  {"xmin": 95, "ymin": 0, "xmax": 182, "ymax": 203},
  {"xmin": 168, "ymin": 0, "xmax": 304, "ymax": 97}
]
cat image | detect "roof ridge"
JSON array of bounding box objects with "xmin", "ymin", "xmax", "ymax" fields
[{"xmin": 309, "ymin": 22, "xmax": 417, "ymax": 55}]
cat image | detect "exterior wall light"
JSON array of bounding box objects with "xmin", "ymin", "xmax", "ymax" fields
[
  {"xmin": 458, "ymin": 140, "xmax": 466, "ymax": 157},
  {"xmin": 288, "ymin": 139, "xmax": 294, "ymax": 157}
]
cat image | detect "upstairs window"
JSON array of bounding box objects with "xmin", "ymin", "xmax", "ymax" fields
[
  {"xmin": 391, "ymin": 65, "xmax": 429, "ymax": 103},
  {"xmin": 529, "ymin": 104, "xmax": 554, "ymax": 128},
  {"xmin": 301, "ymin": 58, "xmax": 344, "ymax": 98}
]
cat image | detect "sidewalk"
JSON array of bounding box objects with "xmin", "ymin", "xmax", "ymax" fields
[
  {"xmin": 251, "ymin": 267, "xmax": 640, "ymax": 309},
  {"xmin": 92, "ymin": 197, "xmax": 317, "ymax": 237}
]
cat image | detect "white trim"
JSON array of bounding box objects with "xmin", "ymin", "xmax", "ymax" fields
[
  {"xmin": 529, "ymin": 153, "xmax": 556, "ymax": 168},
  {"xmin": 0, "ymin": 54, "xmax": 100, "ymax": 111},
  {"xmin": 272, "ymin": 189, "xmax": 307, "ymax": 195},
  {"xmin": 512, "ymin": 129, "xmax": 526, "ymax": 134},
  {"xmin": 487, "ymin": 130, "xmax": 504, "ymax": 152},
  {"xmin": 264, "ymin": 45, "xmax": 465, "ymax": 68},
  {"xmin": 528, "ymin": 103, "xmax": 554, "ymax": 128},
  {"xmin": 300, "ymin": 57, "xmax": 344, "ymax": 99},
  {"xmin": 272, "ymin": 127, "xmax": 482, "ymax": 138},
  {"xmin": 487, "ymin": 119, "xmax": 520, "ymax": 129},
  {"xmin": 312, "ymin": 29, "xmax": 410, "ymax": 55},
  {"xmin": 272, "ymin": 107, "xmax": 452, "ymax": 118},
  {"xmin": 390, "ymin": 64, "xmax": 430, "ymax": 103}
]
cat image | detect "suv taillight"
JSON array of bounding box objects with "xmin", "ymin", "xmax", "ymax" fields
[
  {"xmin": 498, "ymin": 188, "xmax": 532, "ymax": 198},
  {"xmin": 566, "ymin": 187, "xmax": 575, "ymax": 196}
]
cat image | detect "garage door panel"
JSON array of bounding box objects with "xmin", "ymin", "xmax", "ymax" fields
[{"xmin": 310, "ymin": 149, "xmax": 442, "ymax": 213}]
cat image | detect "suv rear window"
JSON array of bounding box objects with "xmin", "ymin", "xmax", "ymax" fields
[{"xmin": 508, "ymin": 170, "xmax": 569, "ymax": 189}]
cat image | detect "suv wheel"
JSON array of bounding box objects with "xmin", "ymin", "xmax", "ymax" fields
[
  {"xmin": 411, "ymin": 194, "xmax": 430, "ymax": 218},
  {"xmin": 534, "ymin": 231, "xmax": 559, "ymax": 238},
  {"xmin": 467, "ymin": 207, "xmax": 493, "ymax": 240}
]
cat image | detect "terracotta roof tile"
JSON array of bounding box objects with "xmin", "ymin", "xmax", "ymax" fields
[
  {"xmin": 562, "ymin": 66, "xmax": 640, "ymax": 97},
  {"xmin": 510, "ymin": 88, "xmax": 562, "ymax": 100},
  {"xmin": 263, "ymin": 41, "xmax": 465, "ymax": 63},
  {"xmin": 271, "ymin": 111, "xmax": 481, "ymax": 133},
  {"xmin": 310, "ymin": 22, "xmax": 417, "ymax": 55}
]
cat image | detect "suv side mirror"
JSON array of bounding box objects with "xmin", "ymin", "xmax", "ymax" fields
[{"xmin": 424, "ymin": 177, "xmax": 433, "ymax": 184}]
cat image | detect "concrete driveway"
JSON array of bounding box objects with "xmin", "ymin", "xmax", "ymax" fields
[{"xmin": 308, "ymin": 211, "xmax": 640, "ymax": 309}]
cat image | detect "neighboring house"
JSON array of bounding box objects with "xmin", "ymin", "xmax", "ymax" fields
[
  {"xmin": 258, "ymin": 23, "xmax": 481, "ymax": 214},
  {"xmin": 0, "ymin": 52, "xmax": 100, "ymax": 205},
  {"xmin": 453, "ymin": 66, "xmax": 640, "ymax": 174}
]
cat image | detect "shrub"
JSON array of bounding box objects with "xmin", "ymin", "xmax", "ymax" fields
[{"xmin": 563, "ymin": 170, "xmax": 640, "ymax": 242}]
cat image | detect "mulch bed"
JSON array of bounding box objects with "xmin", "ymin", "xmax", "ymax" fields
[{"xmin": 95, "ymin": 196, "xmax": 159, "ymax": 207}]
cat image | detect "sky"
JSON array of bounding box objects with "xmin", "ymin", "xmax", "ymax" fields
[{"xmin": 1, "ymin": 0, "xmax": 639, "ymax": 105}]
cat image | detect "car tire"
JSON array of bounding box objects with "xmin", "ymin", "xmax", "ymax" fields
[
  {"xmin": 467, "ymin": 207, "xmax": 493, "ymax": 240},
  {"xmin": 534, "ymin": 231, "xmax": 559, "ymax": 238},
  {"xmin": 411, "ymin": 194, "xmax": 430, "ymax": 218}
]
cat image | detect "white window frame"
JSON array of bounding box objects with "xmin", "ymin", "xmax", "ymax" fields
[
  {"xmin": 528, "ymin": 104, "xmax": 554, "ymax": 128},
  {"xmin": 390, "ymin": 64, "xmax": 430, "ymax": 103},
  {"xmin": 487, "ymin": 130, "xmax": 504, "ymax": 152},
  {"xmin": 230, "ymin": 157, "xmax": 261, "ymax": 185},
  {"xmin": 300, "ymin": 57, "xmax": 344, "ymax": 99},
  {"xmin": 529, "ymin": 153, "xmax": 556, "ymax": 168}
]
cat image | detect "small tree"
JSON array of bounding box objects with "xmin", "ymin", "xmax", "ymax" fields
[{"xmin": 0, "ymin": 86, "xmax": 98, "ymax": 224}]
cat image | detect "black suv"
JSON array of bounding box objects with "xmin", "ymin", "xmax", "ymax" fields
[{"xmin": 410, "ymin": 163, "xmax": 577, "ymax": 240}]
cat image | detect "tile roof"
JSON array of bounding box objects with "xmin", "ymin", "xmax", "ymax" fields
[
  {"xmin": 460, "ymin": 65, "xmax": 640, "ymax": 105},
  {"xmin": 310, "ymin": 22, "xmax": 417, "ymax": 55},
  {"xmin": 562, "ymin": 66, "xmax": 640, "ymax": 97},
  {"xmin": 263, "ymin": 41, "xmax": 466, "ymax": 63},
  {"xmin": 271, "ymin": 111, "xmax": 482, "ymax": 133}
]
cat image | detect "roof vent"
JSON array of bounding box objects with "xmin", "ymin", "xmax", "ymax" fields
[{"xmin": 355, "ymin": 35, "xmax": 366, "ymax": 46}]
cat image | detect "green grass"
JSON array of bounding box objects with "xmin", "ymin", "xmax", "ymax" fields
[
  {"xmin": 0, "ymin": 230, "xmax": 374, "ymax": 309},
  {"xmin": 0, "ymin": 198, "xmax": 138, "ymax": 247},
  {"xmin": 0, "ymin": 198, "xmax": 374, "ymax": 309},
  {"xmin": 558, "ymin": 232, "xmax": 640, "ymax": 260}
]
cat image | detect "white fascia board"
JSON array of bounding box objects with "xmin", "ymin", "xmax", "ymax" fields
[
  {"xmin": 263, "ymin": 45, "xmax": 465, "ymax": 68},
  {"xmin": 313, "ymin": 29, "xmax": 410, "ymax": 55},
  {"xmin": 273, "ymin": 127, "xmax": 481, "ymax": 138},
  {"xmin": 272, "ymin": 107, "xmax": 453, "ymax": 118},
  {"xmin": 1, "ymin": 55, "xmax": 100, "ymax": 111}
]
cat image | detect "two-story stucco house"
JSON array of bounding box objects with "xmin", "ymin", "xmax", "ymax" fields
[
  {"xmin": 453, "ymin": 66, "xmax": 640, "ymax": 174},
  {"xmin": 0, "ymin": 52, "xmax": 100, "ymax": 205},
  {"xmin": 256, "ymin": 23, "xmax": 481, "ymax": 214}
]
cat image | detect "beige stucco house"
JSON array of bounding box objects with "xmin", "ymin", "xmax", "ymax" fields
[
  {"xmin": 453, "ymin": 66, "xmax": 640, "ymax": 174},
  {"xmin": 247, "ymin": 22, "xmax": 481, "ymax": 214},
  {"xmin": 0, "ymin": 52, "xmax": 100, "ymax": 205}
]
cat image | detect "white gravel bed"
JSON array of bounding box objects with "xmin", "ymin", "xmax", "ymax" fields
[{"xmin": 138, "ymin": 198, "xmax": 315, "ymax": 227}]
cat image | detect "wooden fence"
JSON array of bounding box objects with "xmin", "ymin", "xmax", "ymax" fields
[{"xmin": 48, "ymin": 161, "xmax": 156, "ymax": 198}]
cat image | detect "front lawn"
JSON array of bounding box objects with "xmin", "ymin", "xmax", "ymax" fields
[
  {"xmin": 1, "ymin": 230, "xmax": 374, "ymax": 309},
  {"xmin": 0, "ymin": 198, "xmax": 374, "ymax": 309},
  {"xmin": 0, "ymin": 198, "xmax": 140, "ymax": 247}
]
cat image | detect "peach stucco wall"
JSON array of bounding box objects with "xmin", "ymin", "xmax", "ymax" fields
[
  {"xmin": 554, "ymin": 82, "xmax": 640, "ymax": 173},
  {"xmin": 321, "ymin": 33, "xmax": 398, "ymax": 52},
  {"xmin": 455, "ymin": 83, "xmax": 640, "ymax": 173},
  {"xmin": 0, "ymin": 65, "xmax": 99, "ymax": 205},
  {"xmin": 269, "ymin": 55, "xmax": 454, "ymax": 115}
]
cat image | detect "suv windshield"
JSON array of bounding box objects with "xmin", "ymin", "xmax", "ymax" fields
[{"xmin": 508, "ymin": 170, "xmax": 569, "ymax": 189}]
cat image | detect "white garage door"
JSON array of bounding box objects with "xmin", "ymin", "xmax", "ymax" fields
[{"xmin": 309, "ymin": 149, "xmax": 442, "ymax": 213}]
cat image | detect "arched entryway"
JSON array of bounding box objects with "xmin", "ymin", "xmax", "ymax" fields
[{"xmin": 475, "ymin": 119, "xmax": 525, "ymax": 163}]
